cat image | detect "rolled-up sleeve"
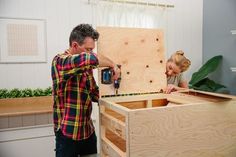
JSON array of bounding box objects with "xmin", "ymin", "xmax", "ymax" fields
[{"xmin": 57, "ymin": 52, "xmax": 99, "ymax": 80}]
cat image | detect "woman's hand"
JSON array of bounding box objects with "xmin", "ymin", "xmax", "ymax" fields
[{"xmin": 164, "ymin": 84, "xmax": 179, "ymax": 94}]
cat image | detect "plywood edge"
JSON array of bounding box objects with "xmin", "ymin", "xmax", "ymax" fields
[
  {"xmin": 167, "ymin": 97, "xmax": 195, "ymax": 104},
  {"xmin": 99, "ymin": 99, "xmax": 129, "ymax": 116},
  {"xmin": 183, "ymin": 89, "xmax": 236, "ymax": 99},
  {"xmin": 126, "ymin": 112, "xmax": 130, "ymax": 157},
  {"xmin": 127, "ymin": 102, "xmax": 210, "ymax": 112},
  {"xmin": 167, "ymin": 94, "xmax": 209, "ymax": 104},
  {"xmin": 100, "ymin": 93, "xmax": 166, "ymax": 102}
]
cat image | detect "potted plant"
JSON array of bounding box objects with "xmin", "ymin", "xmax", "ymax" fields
[
  {"xmin": 0, "ymin": 87, "xmax": 53, "ymax": 116},
  {"xmin": 189, "ymin": 55, "xmax": 227, "ymax": 93}
]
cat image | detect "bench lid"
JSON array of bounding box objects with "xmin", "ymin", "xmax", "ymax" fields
[{"xmin": 97, "ymin": 27, "xmax": 166, "ymax": 97}]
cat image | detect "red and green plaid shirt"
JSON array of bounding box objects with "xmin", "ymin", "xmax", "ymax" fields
[{"xmin": 51, "ymin": 50, "xmax": 99, "ymax": 140}]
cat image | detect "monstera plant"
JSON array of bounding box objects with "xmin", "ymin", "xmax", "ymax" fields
[{"xmin": 189, "ymin": 55, "xmax": 227, "ymax": 92}]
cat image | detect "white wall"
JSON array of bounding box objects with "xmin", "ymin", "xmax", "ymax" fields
[
  {"xmin": 0, "ymin": 0, "xmax": 93, "ymax": 89},
  {"xmin": 0, "ymin": 0, "xmax": 202, "ymax": 89},
  {"xmin": 166, "ymin": 0, "xmax": 203, "ymax": 80}
]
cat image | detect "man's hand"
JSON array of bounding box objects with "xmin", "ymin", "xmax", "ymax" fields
[
  {"xmin": 113, "ymin": 65, "xmax": 121, "ymax": 80},
  {"xmin": 96, "ymin": 53, "xmax": 121, "ymax": 80},
  {"xmin": 164, "ymin": 84, "xmax": 179, "ymax": 94}
]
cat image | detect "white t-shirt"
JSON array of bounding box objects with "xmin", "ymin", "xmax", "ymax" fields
[{"xmin": 167, "ymin": 73, "xmax": 185, "ymax": 86}]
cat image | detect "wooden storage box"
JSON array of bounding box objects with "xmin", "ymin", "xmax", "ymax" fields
[
  {"xmin": 97, "ymin": 27, "xmax": 236, "ymax": 157},
  {"xmin": 99, "ymin": 90, "xmax": 236, "ymax": 157}
]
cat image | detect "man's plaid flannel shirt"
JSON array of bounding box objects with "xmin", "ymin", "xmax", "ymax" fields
[{"xmin": 51, "ymin": 50, "xmax": 99, "ymax": 140}]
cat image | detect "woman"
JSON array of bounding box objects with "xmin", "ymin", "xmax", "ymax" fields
[{"xmin": 165, "ymin": 50, "xmax": 191, "ymax": 93}]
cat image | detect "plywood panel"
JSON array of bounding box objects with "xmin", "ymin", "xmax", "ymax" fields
[
  {"xmin": 106, "ymin": 129, "xmax": 126, "ymax": 152},
  {"xmin": 101, "ymin": 112, "xmax": 126, "ymax": 139},
  {"xmin": 129, "ymin": 101, "xmax": 236, "ymax": 157},
  {"xmin": 101, "ymin": 126, "xmax": 126, "ymax": 157},
  {"xmin": 97, "ymin": 27, "xmax": 166, "ymax": 96},
  {"xmin": 118, "ymin": 101, "xmax": 147, "ymax": 109}
]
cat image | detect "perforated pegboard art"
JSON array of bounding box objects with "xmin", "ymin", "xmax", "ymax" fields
[
  {"xmin": 97, "ymin": 27, "xmax": 167, "ymax": 96},
  {"xmin": 0, "ymin": 18, "xmax": 46, "ymax": 63},
  {"xmin": 7, "ymin": 24, "xmax": 38, "ymax": 56}
]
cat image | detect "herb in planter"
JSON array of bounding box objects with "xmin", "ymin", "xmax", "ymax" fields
[{"xmin": 0, "ymin": 87, "xmax": 52, "ymax": 99}]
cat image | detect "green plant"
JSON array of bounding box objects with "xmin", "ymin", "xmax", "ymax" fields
[
  {"xmin": 0, "ymin": 89, "xmax": 9, "ymax": 99},
  {"xmin": 189, "ymin": 55, "xmax": 226, "ymax": 92},
  {"xmin": 0, "ymin": 87, "xmax": 52, "ymax": 99},
  {"xmin": 21, "ymin": 88, "xmax": 33, "ymax": 97}
]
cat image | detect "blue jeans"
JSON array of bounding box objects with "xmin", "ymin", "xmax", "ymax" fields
[{"xmin": 55, "ymin": 130, "xmax": 97, "ymax": 157}]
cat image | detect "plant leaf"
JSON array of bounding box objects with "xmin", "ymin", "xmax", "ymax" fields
[
  {"xmin": 189, "ymin": 55, "xmax": 223, "ymax": 86},
  {"xmin": 192, "ymin": 77, "xmax": 226, "ymax": 92}
]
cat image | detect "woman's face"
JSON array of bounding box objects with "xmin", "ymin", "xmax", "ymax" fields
[{"xmin": 166, "ymin": 61, "xmax": 181, "ymax": 77}]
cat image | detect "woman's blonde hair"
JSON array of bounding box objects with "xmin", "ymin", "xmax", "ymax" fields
[{"xmin": 168, "ymin": 50, "xmax": 191, "ymax": 72}]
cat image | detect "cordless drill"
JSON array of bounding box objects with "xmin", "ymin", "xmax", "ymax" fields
[{"xmin": 101, "ymin": 65, "xmax": 121, "ymax": 95}]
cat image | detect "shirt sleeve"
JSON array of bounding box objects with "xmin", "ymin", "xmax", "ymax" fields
[
  {"xmin": 57, "ymin": 52, "xmax": 99, "ymax": 80},
  {"xmin": 178, "ymin": 73, "xmax": 186, "ymax": 85},
  {"xmin": 90, "ymin": 83, "xmax": 99, "ymax": 103}
]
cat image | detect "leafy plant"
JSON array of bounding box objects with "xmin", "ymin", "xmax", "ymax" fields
[
  {"xmin": 0, "ymin": 89, "xmax": 9, "ymax": 99},
  {"xmin": 0, "ymin": 87, "xmax": 52, "ymax": 99},
  {"xmin": 44, "ymin": 87, "xmax": 52, "ymax": 96},
  {"xmin": 9, "ymin": 88, "xmax": 22, "ymax": 98},
  {"xmin": 33, "ymin": 88, "xmax": 45, "ymax": 96},
  {"xmin": 189, "ymin": 55, "xmax": 226, "ymax": 92},
  {"xmin": 21, "ymin": 88, "xmax": 33, "ymax": 97}
]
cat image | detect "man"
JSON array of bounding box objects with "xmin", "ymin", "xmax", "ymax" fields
[{"xmin": 51, "ymin": 24, "xmax": 120, "ymax": 157}]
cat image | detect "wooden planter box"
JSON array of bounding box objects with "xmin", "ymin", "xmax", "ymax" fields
[
  {"xmin": 0, "ymin": 96, "xmax": 53, "ymax": 129},
  {"xmin": 97, "ymin": 27, "xmax": 236, "ymax": 157},
  {"xmin": 0, "ymin": 96, "xmax": 53, "ymax": 116}
]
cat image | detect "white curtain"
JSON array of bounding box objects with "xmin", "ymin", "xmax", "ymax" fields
[{"xmin": 91, "ymin": 0, "xmax": 168, "ymax": 29}]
